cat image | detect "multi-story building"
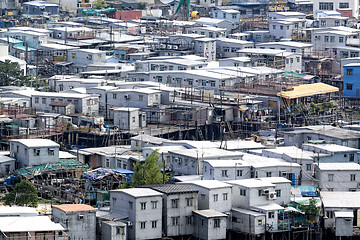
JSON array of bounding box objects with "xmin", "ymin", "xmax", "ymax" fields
[
  {"xmin": 9, "ymin": 139, "xmax": 59, "ymax": 168},
  {"xmin": 110, "ymin": 188, "xmax": 163, "ymax": 240}
]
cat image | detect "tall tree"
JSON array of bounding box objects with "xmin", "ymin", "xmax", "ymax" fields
[
  {"xmin": 3, "ymin": 180, "xmax": 38, "ymax": 207},
  {"xmin": 133, "ymin": 150, "xmax": 169, "ymax": 186},
  {"xmin": 0, "ymin": 60, "xmax": 30, "ymax": 87}
]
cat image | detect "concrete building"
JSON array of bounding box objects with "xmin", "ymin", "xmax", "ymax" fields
[
  {"xmin": 202, "ymin": 160, "xmax": 251, "ymax": 181},
  {"xmin": 9, "ymin": 139, "xmax": 59, "ymax": 168},
  {"xmin": 177, "ymin": 180, "xmax": 232, "ymax": 213},
  {"xmin": 313, "ymin": 0, "xmax": 359, "ymax": 18},
  {"xmin": 169, "ymin": 148, "xmax": 243, "ymax": 176},
  {"xmin": 343, "ymin": 63, "xmax": 360, "ymax": 98},
  {"xmin": 52, "ymin": 204, "xmax": 96, "ymax": 240},
  {"xmin": 0, "ymin": 154, "xmax": 15, "ymax": 177},
  {"xmin": 194, "ymin": 38, "xmax": 216, "ymax": 62},
  {"xmin": 67, "ymin": 49, "xmax": 107, "ymax": 73},
  {"xmin": 31, "ymin": 91, "xmax": 99, "ymax": 116},
  {"xmin": 146, "ymin": 185, "xmax": 198, "ymax": 238},
  {"xmin": 226, "ymin": 178, "xmax": 287, "ymax": 232},
  {"xmin": 231, "ymin": 208, "xmax": 266, "ymax": 236},
  {"xmin": 321, "ymin": 191, "xmax": 360, "ymax": 229},
  {"xmin": 110, "ymin": 188, "xmax": 163, "ymax": 240},
  {"xmin": 187, "ymin": 26, "xmax": 227, "ymax": 39},
  {"xmin": 216, "ymin": 38, "xmax": 254, "ymax": 58},
  {"xmin": 110, "ymin": 107, "xmax": 146, "ymax": 130},
  {"xmin": 315, "ymin": 163, "xmax": 360, "ymax": 191},
  {"xmin": 284, "ymin": 126, "xmax": 360, "ymax": 148},
  {"xmin": 22, "ymin": 1, "xmax": 59, "ymax": 15},
  {"xmin": 192, "ymin": 210, "xmax": 228, "ymax": 240},
  {"xmin": 106, "ymin": 89, "xmax": 161, "ymax": 110},
  {"xmin": 212, "ymin": 9, "xmax": 240, "ymax": 24},
  {"xmin": 303, "ymin": 143, "xmax": 360, "ymax": 163}
]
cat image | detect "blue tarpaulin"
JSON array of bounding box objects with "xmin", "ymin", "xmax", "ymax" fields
[{"xmin": 296, "ymin": 185, "xmax": 318, "ymax": 197}]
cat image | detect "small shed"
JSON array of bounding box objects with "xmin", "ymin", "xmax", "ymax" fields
[{"xmin": 335, "ymin": 211, "xmax": 353, "ymax": 237}]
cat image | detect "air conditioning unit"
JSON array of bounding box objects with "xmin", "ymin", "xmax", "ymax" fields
[
  {"xmin": 77, "ymin": 215, "xmax": 84, "ymax": 220},
  {"xmin": 177, "ymin": 158, "xmax": 182, "ymax": 164},
  {"xmin": 124, "ymin": 94, "xmax": 130, "ymax": 100},
  {"xmin": 268, "ymin": 192, "xmax": 277, "ymax": 200},
  {"xmin": 126, "ymin": 221, "xmax": 133, "ymax": 227}
]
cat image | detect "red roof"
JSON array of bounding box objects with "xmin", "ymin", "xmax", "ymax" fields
[{"xmin": 52, "ymin": 204, "xmax": 95, "ymax": 212}]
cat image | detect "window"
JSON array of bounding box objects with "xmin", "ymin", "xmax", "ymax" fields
[
  {"xmin": 237, "ymin": 170, "xmax": 243, "ymax": 177},
  {"xmin": 296, "ymin": 57, "xmax": 300, "ymax": 63},
  {"xmin": 266, "ymin": 172, "xmax": 272, "ymax": 177},
  {"xmin": 48, "ymin": 148, "xmax": 54, "ymax": 155},
  {"xmin": 350, "ymin": 154, "xmax": 355, "ymax": 162},
  {"xmin": 201, "ymin": 218, "xmax": 204, "ymax": 227},
  {"xmin": 116, "ymin": 226, "xmax": 125, "ymax": 235},
  {"xmin": 324, "ymin": 36, "xmax": 329, "ymax": 42},
  {"xmin": 151, "ymin": 201, "xmax": 158, "ymax": 209},
  {"xmin": 330, "ymin": 36, "xmax": 335, "ymax": 42},
  {"xmin": 35, "ymin": 97, "xmax": 39, "ymax": 103},
  {"xmin": 258, "ymin": 220, "xmax": 263, "ymax": 225},
  {"xmin": 275, "ymin": 190, "xmax": 281, "ymax": 197},
  {"xmin": 171, "ymin": 199, "xmax": 179, "ymax": 208},
  {"xmin": 339, "ymin": 2, "xmax": 349, "ymax": 8},
  {"xmin": 24, "ymin": 148, "xmax": 27, "ymax": 155},
  {"xmin": 319, "ymin": 2, "xmax": 333, "ymax": 10},
  {"xmin": 306, "ymin": 164, "xmax": 312, "ymax": 171},
  {"xmin": 33, "ymin": 149, "xmax": 40, "ymax": 156},
  {"xmin": 132, "ymin": 117, "xmax": 135, "ymax": 123},
  {"xmin": 351, "ymin": 174, "xmax": 356, "ymax": 181},
  {"xmin": 240, "ymin": 189, "xmax": 246, "ymax": 196},
  {"xmin": 339, "ymin": 37, "xmax": 344, "ymax": 43},
  {"xmin": 140, "ymin": 222, "xmax": 146, "ymax": 229},
  {"xmin": 326, "ymin": 211, "xmax": 334, "ymax": 218},
  {"xmin": 129, "ymin": 201, "xmax": 133, "ymax": 209},
  {"xmin": 213, "ymin": 194, "xmax": 218, "ymax": 202},
  {"xmin": 42, "ymin": 98, "xmax": 46, "ymax": 104},
  {"xmin": 186, "ymin": 198, "xmax": 193, "ymax": 206},
  {"xmin": 151, "ymin": 221, "xmax": 157, "ymax": 228},
  {"xmin": 139, "ymin": 95, "xmax": 143, "ymax": 101},
  {"xmin": 232, "ymin": 14, "xmax": 237, "ymax": 19},
  {"xmin": 112, "ymin": 93, "xmax": 117, "ymax": 99},
  {"xmin": 268, "ymin": 211, "xmax": 275, "ymax": 219},
  {"xmin": 214, "ymin": 218, "xmax": 220, "ymax": 228},
  {"xmin": 186, "ymin": 216, "xmax": 193, "ymax": 225},
  {"xmin": 140, "ymin": 202, "xmax": 146, "ymax": 210},
  {"xmin": 335, "ymin": 20, "xmax": 340, "ymax": 26},
  {"xmin": 72, "ymin": 53, "xmax": 76, "ymax": 59},
  {"xmin": 272, "ymin": 25, "xmax": 276, "ymax": 29},
  {"xmin": 105, "ymin": 159, "xmax": 110, "ymax": 168},
  {"xmin": 347, "ymin": 68, "xmax": 353, "ymax": 75},
  {"xmin": 87, "ymin": 54, "xmax": 92, "ymax": 60},
  {"xmin": 171, "ymin": 217, "xmax": 179, "ymax": 225},
  {"xmin": 222, "ymin": 170, "xmax": 228, "ymax": 177},
  {"xmin": 280, "ymin": 26, "xmax": 283, "ymax": 30},
  {"xmin": 259, "ymin": 190, "xmax": 263, "ymax": 196},
  {"xmin": 328, "ymin": 174, "xmax": 334, "ymax": 181},
  {"xmin": 223, "ymin": 193, "xmax": 228, "ymax": 200},
  {"xmin": 346, "ymin": 83, "xmax": 353, "ymax": 91}
]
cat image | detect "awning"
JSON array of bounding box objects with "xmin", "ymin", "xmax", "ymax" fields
[{"xmin": 278, "ymin": 83, "xmax": 339, "ymax": 99}]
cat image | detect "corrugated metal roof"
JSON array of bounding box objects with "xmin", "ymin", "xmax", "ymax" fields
[
  {"xmin": 145, "ymin": 184, "xmax": 198, "ymax": 195},
  {"xmin": 278, "ymin": 83, "xmax": 339, "ymax": 99}
]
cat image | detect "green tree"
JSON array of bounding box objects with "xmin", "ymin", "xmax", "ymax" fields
[
  {"xmin": 298, "ymin": 198, "xmax": 320, "ymax": 216},
  {"xmin": 0, "ymin": 60, "xmax": 31, "ymax": 87},
  {"xmin": 133, "ymin": 150, "xmax": 169, "ymax": 186},
  {"xmin": 3, "ymin": 180, "xmax": 38, "ymax": 207},
  {"xmin": 93, "ymin": 0, "xmax": 108, "ymax": 9}
]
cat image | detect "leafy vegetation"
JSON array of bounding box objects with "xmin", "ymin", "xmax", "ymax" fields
[
  {"xmin": 93, "ymin": 0, "xmax": 108, "ymax": 9},
  {"xmin": 0, "ymin": 60, "xmax": 31, "ymax": 87},
  {"xmin": 298, "ymin": 198, "xmax": 320, "ymax": 216},
  {"xmin": 3, "ymin": 180, "xmax": 38, "ymax": 207},
  {"xmin": 132, "ymin": 149, "xmax": 169, "ymax": 186}
]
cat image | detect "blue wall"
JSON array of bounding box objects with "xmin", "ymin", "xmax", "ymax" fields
[
  {"xmin": 23, "ymin": 2, "xmax": 59, "ymax": 15},
  {"xmin": 343, "ymin": 65, "xmax": 360, "ymax": 98}
]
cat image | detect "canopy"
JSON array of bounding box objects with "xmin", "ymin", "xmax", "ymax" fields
[{"xmin": 278, "ymin": 83, "xmax": 339, "ymax": 99}]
